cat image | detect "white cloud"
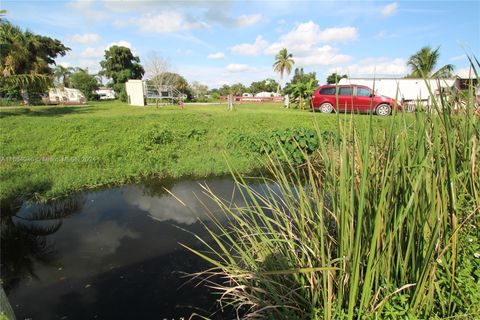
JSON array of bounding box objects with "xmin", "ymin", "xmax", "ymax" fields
[
  {"xmin": 226, "ymin": 63, "xmax": 251, "ymax": 73},
  {"xmin": 116, "ymin": 11, "xmax": 209, "ymax": 34},
  {"xmin": 235, "ymin": 14, "xmax": 263, "ymax": 27},
  {"xmin": 231, "ymin": 36, "xmax": 268, "ymax": 56},
  {"xmin": 69, "ymin": 33, "xmax": 101, "ymax": 45},
  {"xmin": 107, "ymin": 40, "xmax": 133, "ymax": 50},
  {"xmin": 317, "ymin": 27, "xmax": 358, "ymax": 43},
  {"xmin": 79, "ymin": 41, "xmax": 133, "ymax": 58},
  {"xmin": 450, "ymin": 54, "xmax": 466, "ymax": 62},
  {"xmin": 261, "ymin": 22, "xmax": 356, "ymax": 67},
  {"xmin": 381, "ymin": 3, "xmax": 398, "ymax": 17},
  {"xmin": 328, "ymin": 58, "xmax": 407, "ymax": 77},
  {"xmin": 79, "ymin": 47, "xmax": 104, "ymax": 58},
  {"xmin": 295, "ymin": 45, "xmax": 352, "ymax": 66},
  {"xmin": 66, "ymin": 0, "xmax": 107, "ymax": 22},
  {"xmin": 207, "ymin": 52, "xmax": 225, "ymax": 59},
  {"xmin": 265, "ymin": 22, "xmax": 358, "ymax": 55}
]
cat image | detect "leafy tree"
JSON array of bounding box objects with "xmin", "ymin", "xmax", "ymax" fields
[
  {"xmin": 190, "ymin": 81, "xmax": 209, "ymax": 100},
  {"xmin": 230, "ymin": 83, "xmax": 247, "ymax": 96},
  {"xmin": 289, "ymin": 79, "xmax": 317, "ymax": 109},
  {"xmin": 70, "ymin": 68, "xmax": 99, "ymax": 101},
  {"xmin": 326, "ymin": 72, "xmax": 347, "ymax": 84},
  {"xmin": 99, "ymin": 45, "xmax": 144, "ymax": 101},
  {"xmin": 273, "ymin": 48, "xmax": 295, "ymax": 92},
  {"xmin": 248, "ymin": 78, "xmax": 279, "ymax": 94},
  {"xmin": 284, "ymin": 68, "xmax": 318, "ymax": 95},
  {"xmin": 216, "ymin": 85, "xmax": 231, "ymax": 96},
  {"xmin": 407, "ymin": 46, "xmax": 455, "ymax": 78},
  {"xmin": 0, "ymin": 20, "xmax": 69, "ymax": 103}
]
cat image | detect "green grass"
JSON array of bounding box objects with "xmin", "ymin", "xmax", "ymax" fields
[{"xmin": 0, "ymin": 101, "xmax": 395, "ymax": 204}]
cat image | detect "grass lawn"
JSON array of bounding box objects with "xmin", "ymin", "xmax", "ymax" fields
[{"xmin": 0, "ymin": 100, "xmax": 396, "ymax": 203}]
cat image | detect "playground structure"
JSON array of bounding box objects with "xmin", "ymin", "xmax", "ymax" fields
[{"xmin": 125, "ymin": 79, "xmax": 184, "ymax": 106}]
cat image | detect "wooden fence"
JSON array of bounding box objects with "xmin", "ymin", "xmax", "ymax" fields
[{"xmin": 220, "ymin": 96, "xmax": 284, "ymax": 104}]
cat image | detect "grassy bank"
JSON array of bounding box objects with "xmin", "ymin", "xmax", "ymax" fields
[{"xmin": 0, "ymin": 101, "xmax": 394, "ymax": 204}]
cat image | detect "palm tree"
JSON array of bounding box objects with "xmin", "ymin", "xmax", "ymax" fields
[
  {"xmin": 0, "ymin": 21, "xmax": 50, "ymax": 103},
  {"xmin": 407, "ymin": 46, "xmax": 455, "ymax": 78},
  {"xmin": 53, "ymin": 65, "xmax": 73, "ymax": 88},
  {"xmin": 273, "ymin": 48, "xmax": 295, "ymax": 93}
]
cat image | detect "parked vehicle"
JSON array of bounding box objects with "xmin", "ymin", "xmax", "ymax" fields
[{"xmin": 311, "ymin": 85, "xmax": 401, "ymax": 116}]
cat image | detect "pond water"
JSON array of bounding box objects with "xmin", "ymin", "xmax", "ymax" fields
[{"xmin": 1, "ymin": 176, "xmax": 276, "ymax": 320}]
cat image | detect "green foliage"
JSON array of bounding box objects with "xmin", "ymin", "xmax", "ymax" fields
[
  {"xmin": 70, "ymin": 68, "xmax": 99, "ymax": 101},
  {"xmin": 248, "ymin": 78, "xmax": 279, "ymax": 94},
  {"xmin": 139, "ymin": 126, "xmax": 174, "ymax": 150},
  {"xmin": 0, "ymin": 20, "xmax": 69, "ymax": 102},
  {"xmin": 326, "ymin": 72, "xmax": 347, "ymax": 84},
  {"xmin": 407, "ymin": 46, "xmax": 455, "ymax": 78},
  {"xmin": 99, "ymin": 45, "xmax": 144, "ymax": 93},
  {"xmin": 273, "ymin": 48, "xmax": 295, "ymax": 83},
  {"xmin": 53, "ymin": 65, "xmax": 73, "ymax": 87},
  {"xmin": 264, "ymin": 127, "xmax": 320, "ymax": 163},
  {"xmin": 230, "ymin": 83, "xmax": 247, "ymax": 96},
  {"xmin": 284, "ymin": 68, "xmax": 318, "ymax": 95},
  {"xmin": 287, "ymin": 78, "xmax": 317, "ymax": 109}
]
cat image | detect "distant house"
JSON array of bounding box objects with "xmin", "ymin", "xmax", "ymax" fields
[
  {"xmin": 96, "ymin": 87, "xmax": 116, "ymax": 100},
  {"xmin": 242, "ymin": 93, "xmax": 253, "ymax": 97},
  {"xmin": 44, "ymin": 87, "xmax": 86, "ymax": 105},
  {"xmin": 255, "ymin": 91, "xmax": 281, "ymax": 98}
]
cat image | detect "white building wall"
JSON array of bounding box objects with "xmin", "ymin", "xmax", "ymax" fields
[{"xmin": 125, "ymin": 80, "xmax": 146, "ymax": 106}]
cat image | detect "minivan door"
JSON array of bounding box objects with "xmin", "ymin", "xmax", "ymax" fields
[
  {"xmin": 354, "ymin": 87, "xmax": 374, "ymax": 112},
  {"xmin": 338, "ymin": 86, "xmax": 353, "ymax": 111}
]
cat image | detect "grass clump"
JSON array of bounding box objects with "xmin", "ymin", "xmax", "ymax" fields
[{"xmin": 186, "ymin": 74, "xmax": 480, "ymax": 318}]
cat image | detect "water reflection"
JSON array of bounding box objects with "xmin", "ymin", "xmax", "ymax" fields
[
  {"xmin": 1, "ymin": 176, "xmax": 271, "ymax": 320},
  {"xmin": 1, "ymin": 196, "xmax": 84, "ymax": 292},
  {"xmin": 124, "ymin": 178, "xmax": 246, "ymax": 225}
]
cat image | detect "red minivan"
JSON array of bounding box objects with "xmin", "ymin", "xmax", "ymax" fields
[{"xmin": 311, "ymin": 85, "xmax": 401, "ymax": 116}]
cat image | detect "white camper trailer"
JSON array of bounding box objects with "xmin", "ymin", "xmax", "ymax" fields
[
  {"xmin": 46, "ymin": 87, "xmax": 86, "ymax": 104},
  {"xmin": 338, "ymin": 78, "xmax": 459, "ymax": 111}
]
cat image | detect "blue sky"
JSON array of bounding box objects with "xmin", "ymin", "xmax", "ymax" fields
[{"xmin": 2, "ymin": 0, "xmax": 479, "ymax": 88}]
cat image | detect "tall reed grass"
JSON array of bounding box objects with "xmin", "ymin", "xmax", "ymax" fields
[{"xmin": 187, "ymin": 61, "xmax": 480, "ymax": 319}]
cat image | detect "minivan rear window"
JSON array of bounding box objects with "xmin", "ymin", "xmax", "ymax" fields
[{"xmin": 319, "ymin": 87, "xmax": 336, "ymax": 95}]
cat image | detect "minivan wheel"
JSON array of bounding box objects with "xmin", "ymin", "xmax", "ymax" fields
[
  {"xmin": 320, "ymin": 102, "xmax": 334, "ymax": 113},
  {"xmin": 376, "ymin": 104, "xmax": 391, "ymax": 116}
]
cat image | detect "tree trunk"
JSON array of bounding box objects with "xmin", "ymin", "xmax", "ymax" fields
[{"xmin": 21, "ymin": 88, "xmax": 29, "ymax": 105}]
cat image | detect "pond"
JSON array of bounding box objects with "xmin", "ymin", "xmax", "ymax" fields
[{"xmin": 1, "ymin": 176, "xmax": 276, "ymax": 320}]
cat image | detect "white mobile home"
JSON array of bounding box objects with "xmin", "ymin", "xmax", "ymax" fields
[
  {"xmin": 95, "ymin": 87, "xmax": 116, "ymax": 100},
  {"xmin": 46, "ymin": 87, "xmax": 86, "ymax": 105},
  {"xmin": 338, "ymin": 78, "xmax": 459, "ymax": 108}
]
